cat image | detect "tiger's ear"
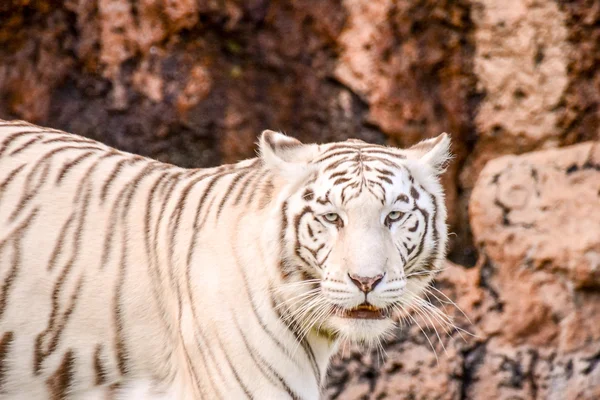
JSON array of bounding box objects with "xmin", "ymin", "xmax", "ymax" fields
[
  {"xmin": 407, "ymin": 133, "xmax": 452, "ymax": 175},
  {"xmin": 258, "ymin": 130, "xmax": 319, "ymax": 181}
]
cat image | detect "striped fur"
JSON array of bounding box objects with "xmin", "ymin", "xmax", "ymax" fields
[{"xmin": 0, "ymin": 121, "xmax": 451, "ymax": 399}]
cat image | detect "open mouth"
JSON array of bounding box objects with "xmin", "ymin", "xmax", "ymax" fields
[{"xmin": 335, "ymin": 304, "xmax": 389, "ymax": 320}]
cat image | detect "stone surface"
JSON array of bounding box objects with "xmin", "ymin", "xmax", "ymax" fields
[
  {"xmin": 2, "ymin": 0, "xmax": 600, "ymax": 399},
  {"xmin": 470, "ymin": 141, "xmax": 600, "ymax": 289},
  {"xmin": 465, "ymin": 142, "xmax": 600, "ymax": 399},
  {"xmin": 556, "ymin": 0, "xmax": 600, "ymax": 146},
  {"xmin": 460, "ymin": 0, "xmax": 573, "ymax": 191}
]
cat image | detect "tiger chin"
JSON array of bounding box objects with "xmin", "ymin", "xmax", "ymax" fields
[{"xmin": 0, "ymin": 120, "xmax": 450, "ymax": 399}]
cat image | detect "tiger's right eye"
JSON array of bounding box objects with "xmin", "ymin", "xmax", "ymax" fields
[
  {"xmin": 324, "ymin": 213, "xmax": 339, "ymax": 223},
  {"xmin": 385, "ymin": 211, "xmax": 405, "ymax": 227},
  {"xmin": 387, "ymin": 211, "xmax": 404, "ymax": 221}
]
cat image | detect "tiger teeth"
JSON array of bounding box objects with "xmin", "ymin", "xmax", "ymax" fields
[{"xmin": 354, "ymin": 305, "xmax": 377, "ymax": 311}]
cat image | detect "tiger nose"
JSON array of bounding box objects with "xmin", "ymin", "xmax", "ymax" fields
[{"xmin": 348, "ymin": 273, "xmax": 384, "ymax": 294}]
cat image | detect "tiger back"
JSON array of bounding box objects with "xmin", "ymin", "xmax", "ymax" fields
[{"xmin": 0, "ymin": 120, "xmax": 451, "ymax": 399}]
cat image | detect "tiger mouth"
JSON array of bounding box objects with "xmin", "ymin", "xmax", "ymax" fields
[{"xmin": 335, "ymin": 304, "xmax": 389, "ymax": 320}]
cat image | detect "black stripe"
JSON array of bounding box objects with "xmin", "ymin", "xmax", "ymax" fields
[
  {"xmin": 34, "ymin": 276, "xmax": 83, "ymax": 375},
  {"xmin": 167, "ymin": 169, "xmax": 224, "ymax": 243},
  {"xmin": 294, "ymin": 206, "xmax": 317, "ymax": 267},
  {"xmin": 362, "ymin": 149, "xmax": 406, "ymax": 159},
  {"xmin": 0, "ymin": 331, "xmax": 14, "ymax": 391},
  {"xmin": 0, "ymin": 209, "xmax": 38, "ymax": 320},
  {"xmin": 279, "ymin": 201, "xmax": 292, "ymax": 279},
  {"xmin": 313, "ymin": 150, "xmax": 357, "ymax": 164},
  {"xmin": 187, "ymin": 328, "xmax": 223, "ymax": 399},
  {"xmin": 323, "ymin": 157, "xmax": 354, "ymax": 172},
  {"xmin": 46, "ymin": 349, "xmax": 75, "ymax": 400},
  {"xmin": 8, "ymin": 161, "xmax": 51, "ymax": 222},
  {"xmin": 395, "ymin": 243, "xmax": 408, "ymax": 265},
  {"xmin": 46, "ymin": 215, "xmax": 76, "ymax": 271},
  {"xmin": 0, "ymin": 130, "xmax": 41, "ymax": 156},
  {"xmin": 317, "ymin": 248, "xmax": 332, "ymax": 268},
  {"xmin": 101, "ymin": 163, "xmax": 163, "ymax": 269},
  {"xmin": 333, "ymin": 177, "xmax": 352, "ymax": 185},
  {"xmin": 72, "ymin": 152, "xmax": 121, "ymax": 204},
  {"xmin": 0, "ymin": 164, "xmax": 26, "ymax": 203},
  {"xmin": 100, "ymin": 157, "xmax": 146, "ymax": 203},
  {"xmin": 93, "ymin": 344, "xmax": 107, "ymax": 385},
  {"xmin": 152, "ymin": 173, "xmax": 186, "ymax": 324},
  {"xmin": 377, "ymin": 175, "xmax": 393, "ymax": 184},
  {"xmin": 180, "ymin": 171, "xmax": 234, "ymax": 267},
  {"xmin": 328, "ymin": 171, "xmax": 346, "ymax": 179},
  {"xmin": 114, "ymin": 214, "xmax": 128, "ymax": 375},
  {"xmin": 271, "ymin": 295, "xmax": 321, "ymax": 385},
  {"xmin": 257, "ymin": 177, "xmax": 275, "ymax": 209},
  {"xmin": 7, "ymin": 134, "xmax": 43, "ymax": 156},
  {"xmin": 41, "ymin": 136, "xmax": 97, "ymax": 145},
  {"xmin": 410, "ymin": 186, "xmax": 420, "ymax": 199},
  {"xmin": 233, "ymin": 315, "xmax": 302, "ymax": 400},
  {"xmin": 375, "ymin": 168, "xmax": 395, "ymax": 176},
  {"xmin": 366, "ymin": 179, "xmax": 386, "ymax": 200},
  {"xmin": 232, "ymin": 169, "xmax": 261, "ymax": 206},
  {"xmin": 214, "ymin": 336, "xmax": 253, "ymax": 399},
  {"xmin": 420, "ymin": 186, "xmax": 441, "ymax": 271},
  {"xmin": 319, "ymin": 144, "xmax": 378, "ymax": 153},
  {"xmin": 408, "ymin": 220, "xmax": 419, "ymax": 232},
  {"xmin": 55, "ymin": 151, "xmax": 96, "ymax": 184},
  {"xmin": 247, "ymin": 171, "xmax": 271, "ymax": 206},
  {"xmin": 217, "ymin": 169, "xmax": 251, "ymax": 218}
]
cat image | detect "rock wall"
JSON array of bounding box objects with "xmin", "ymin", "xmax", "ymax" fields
[{"xmin": 1, "ymin": 0, "xmax": 599, "ymax": 398}]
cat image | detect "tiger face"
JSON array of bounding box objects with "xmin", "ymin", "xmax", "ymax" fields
[{"xmin": 261, "ymin": 131, "xmax": 450, "ymax": 344}]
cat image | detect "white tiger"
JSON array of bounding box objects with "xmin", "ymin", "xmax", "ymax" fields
[{"xmin": 0, "ymin": 119, "xmax": 451, "ymax": 399}]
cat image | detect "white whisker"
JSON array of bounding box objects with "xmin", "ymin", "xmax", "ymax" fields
[{"xmin": 394, "ymin": 302, "xmax": 438, "ymax": 363}]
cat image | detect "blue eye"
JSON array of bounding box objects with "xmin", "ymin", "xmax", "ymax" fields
[
  {"xmin": 324, "ymin": 213, "xmax": 339, "ymax": 223},
  {"xmin": 387, "ymin": 211, "xmax": 404, "ymax": 222}
]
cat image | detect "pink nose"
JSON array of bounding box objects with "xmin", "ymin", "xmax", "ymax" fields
[{"xmin": 348, "ymin": 273, "xmax": 384, "ymax": 293}]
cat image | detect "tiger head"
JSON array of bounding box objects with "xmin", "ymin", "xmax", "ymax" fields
[{"xmin": 261, "ymin": 131, "xmax": 451, "ymax": 344}]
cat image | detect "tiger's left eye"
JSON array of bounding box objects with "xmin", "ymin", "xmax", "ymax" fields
[
  {"xmin": 324, "ymin": 213, "xmax": 340, "ymax": 223},
  {"xmin": 386, "ymin": 211, "xmax": 404, "ymax": 222}
]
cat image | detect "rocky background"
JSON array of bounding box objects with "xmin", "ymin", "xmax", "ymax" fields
[{"xmin": 1, "ymin": 0, "xmax": 599, "ymax": 398}]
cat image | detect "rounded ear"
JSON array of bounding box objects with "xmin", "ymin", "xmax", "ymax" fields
[
  {"xmin": 407, "ymin": 133, "xmax": 452, "ymax": 175},
  {"xmin": 258, "ymin": 130, "xmax": 319, "ymax": 181}
]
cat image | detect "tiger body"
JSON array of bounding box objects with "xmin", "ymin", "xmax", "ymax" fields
[{"xmin": 0, "ymin": 120, "xmax": 451, "ymax": 399}]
